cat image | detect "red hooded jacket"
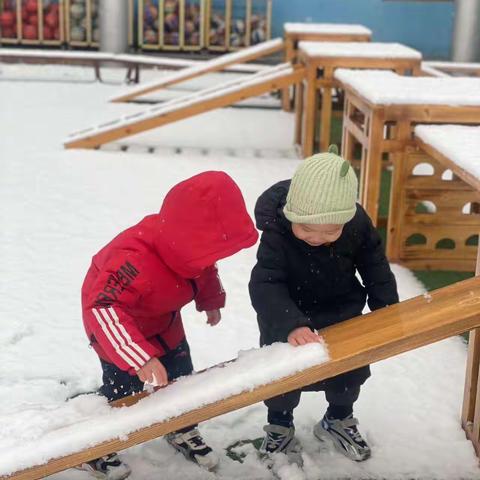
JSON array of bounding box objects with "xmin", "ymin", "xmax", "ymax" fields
[{"xmin": 82, "ymin": 171, "xmax": 258, "ymax": 374}]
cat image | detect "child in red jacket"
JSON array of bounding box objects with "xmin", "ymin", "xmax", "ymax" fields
[{"xmin": 80, "ymin": 171, "xmax": 258, "ymax": 479}]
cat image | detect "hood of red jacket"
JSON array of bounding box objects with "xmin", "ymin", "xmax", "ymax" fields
[{"xmin": 154, "ymin": 171, "xmax": 258, "ymax": 278}]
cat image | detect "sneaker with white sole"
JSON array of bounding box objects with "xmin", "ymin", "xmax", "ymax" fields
[
  {"xmin": 165, "ymin": 427, "xmax": 219, "ymax": 471},
  {"xmin": 259, "ymin": 424, "xmax": 303, "ymax": 467},
  {"xmin": 314, "ymin": 414, "xmax": 371, "ymax": 462},
  {"xmin": 76, "ymin": 453, "xmax": 131, "ymax": 480}
]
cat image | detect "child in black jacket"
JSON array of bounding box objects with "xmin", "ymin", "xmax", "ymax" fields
[{"xmin": 249, "ymin": 146, "xmax": 399, "ymax": 465}]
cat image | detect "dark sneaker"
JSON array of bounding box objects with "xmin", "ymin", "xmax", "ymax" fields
[
  {"xmin": 314, "ymin": 414, "xmax": 371, "ymax": 461},
  {"xmin": 165, "ymin": 427, "xmax": 219, "ymax": 471},
  {"xmin": 76, "ymin": 453, "xmax": 131, "ymax": 480},
  {"xmin": 259, "ymin": 424, "xmax": 303, "ymax": 466}
]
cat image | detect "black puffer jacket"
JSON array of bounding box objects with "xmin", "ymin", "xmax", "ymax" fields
[{"xmin": 249, "ymin": 180, "xmax": 399, "ymax": 346}]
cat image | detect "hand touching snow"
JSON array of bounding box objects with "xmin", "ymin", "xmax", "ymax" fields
[
  {"xmin": 288, "ymin": 326, "xmax": 323, "ymax": 346},
  {"xmin": 137, "ymin": 357, "xmax": 168, "ymax": 386},
  {"xmin": 206, "ymin": 309, "xmax": 222, "ymax": 326}
]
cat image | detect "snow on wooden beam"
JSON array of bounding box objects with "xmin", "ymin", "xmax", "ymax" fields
[
  {"xmin": 64, "ymin": 63, "xmax": 303, "ymax": 150},
  {"xmin": 110, "ymin": 38, "xmax": 285, "ymax": 104},
  {"xmin": 4, "ymin": 276, "xmax": 480, "ymax": 480}
]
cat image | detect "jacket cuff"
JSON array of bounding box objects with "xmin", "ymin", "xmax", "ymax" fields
[{"xmin": 195, "ymin": 294, "xmax": 226, "ymax": 312}]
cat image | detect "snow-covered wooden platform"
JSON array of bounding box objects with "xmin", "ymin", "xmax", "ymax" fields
[
  {"xmin": 296, "ymin": 44, "xmax": 422, "ymax": 155},
  {"xmin": 415, "ymin": 125, "xmax": 480, "ymax": 184},
  {"xmin": 281, "ymin": 22, "xmax": 372, "ymax": 112},
  {"xmin": 337, "ymin": 70, "xmax": 480, "ymax": 224},
  {"xmin": 284, "ymin": 23, "xmax": 372, "ymax": 36},
  {"xmin": 298, "ymin": 41, "xmax": 421, "ymax": 59},
  {"xmin": 3, "ymin": 275, "xmax": 480, "ymax": 480},
  {"xmin": 387, "ymin": 125, "xmax": 480, "ymax": 271}
]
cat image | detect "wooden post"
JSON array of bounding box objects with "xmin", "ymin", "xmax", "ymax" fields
[
  {"xmin": 318, "ymin": 69, "xmax": 333, "ymax": 152},
  {"xmin": 362, "ymin": 111, "xmax": 386, "ymax": 225},
  {"xmin": 301, "ymin": 61, "xmax": 318, "ymax": 157},
  {"xmin": 341, "ymin": 97, "xmax": 354, "ymax": 162},
  {"xmin": 294, "ymin": 78, "xmax": 304, "ymax": 148},
  {"xmin": 281, "ymin": 36, "xmax": 296, "ymax": 111},
  {"xmin": 462, "ymin": 249, "xmax": 480, "ymax": 455},
  {"xmin": 386, "ymin": 122, "xmax": 412, "ymax": 260}
]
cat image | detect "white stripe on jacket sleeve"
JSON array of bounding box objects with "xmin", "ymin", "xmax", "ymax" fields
[
  {"xmin": 92, "ymin": 308, "xmax": 141, "ymax": 370},
  {"xmin": 107, "ymin": 307, "xmax": 151, "ymax": 362},
  {"xmin": 98, "ymin": 308, "xmax": 149, "ymax": 368}
]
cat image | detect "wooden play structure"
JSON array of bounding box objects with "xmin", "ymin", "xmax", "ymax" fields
[
  {"xmin": 64, "ymin": 62, "xmax": 304, "ymax": 149},
  {"xmin": 387, "ymin": 126, "xmax": 480, "ymax": 272},
  {"xmin": 110, "ymin": 37, "xmax": 284, "ymax": 103},
  {"xmin": 281, "ymin": 22, "xmax": 372, "ymax": 111},
  {"xmin": 295, "ymin": 42, "xmax": 422, "ymax": 156},
  {"xmin": 3, "ymin": 276, "xmax": 480, "ymax": 479},
  {"xmin": 111, "ymin": 22, "xmax": 373, "ymax": 106},
  {"xmin": 337, "ymin": 70, "xmax": 480, "ymax": 226},
  {"xmin": 66, "ymin": 33, "xmax": 428, "ymax": 152}
]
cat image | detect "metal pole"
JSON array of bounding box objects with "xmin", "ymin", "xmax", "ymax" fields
[
  {"xmin": 100, "ymin": 0, "xmax": 129, "ymax": 53},
  {"xmin": 452, "ymin": 0, "xmax": 480, "ymax": 62}
]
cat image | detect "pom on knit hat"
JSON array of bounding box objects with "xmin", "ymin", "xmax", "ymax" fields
[{"xmin": 283, "ymin": 145, "xmax": 358, "ymax": 225}]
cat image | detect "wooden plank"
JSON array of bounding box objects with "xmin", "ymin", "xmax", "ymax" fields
[
  {"xmin": 285, "ymin": 32, "xmax": 371, "ymax": 44},
  {"xmin": 110, "ymin": 38, "xmax": 285, "ymax": 103},
  {"xmin": 298, "ymin": 55, "xmax": 421, "ymax": 73},
  {"xmin": 397, "ymin": 258, "xmax": 477, "ymax": 272},
  {"xmin": 65, "ymin": 65, "xmax": 305, "ymax": 149},
  {"xmin": 4, "ymin": 276, "xmax": 480, "ymax": 480}
]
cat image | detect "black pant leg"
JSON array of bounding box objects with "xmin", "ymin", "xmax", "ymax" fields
[
  {"xmin": 99, "ymin": 359, "xmax": 144, "ymax": 402},
  {"xmin": 160, "ymin": 338, "xmax": 194, "ymax": 381},
  {"xmin": 322, "ymin": 366, "xmax": 368, "ymax": 419},
  {"xmin": 264, "ymin": 389, "xmax": 302, "ymax": 427}
]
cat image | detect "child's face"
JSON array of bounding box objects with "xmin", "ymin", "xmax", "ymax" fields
[{"xmin": 291, "ymin": 223, "xmax": 344, "ymax": 247}]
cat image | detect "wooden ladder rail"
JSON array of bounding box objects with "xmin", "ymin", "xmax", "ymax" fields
[
  {"xmin": 109, "ymin": 38, "xmax": 286, "ymax": 103},
  {"xmin": 4, "ymin": 276, "xmax": 480, "ymax": 480},
  {"xmin": 64, "ymin": 64, "xmax": 305, "ymax": 150}
]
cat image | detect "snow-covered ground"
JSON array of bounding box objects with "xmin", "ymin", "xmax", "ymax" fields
[{"xmin": 0, "ymin": 64, "xmax": 478, "ymax": 480}]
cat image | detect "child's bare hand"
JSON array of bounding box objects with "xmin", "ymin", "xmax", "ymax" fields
[
  {"xmin": 137, "ymin": 357, "xmax": 168, "ymax": 386},
  {"xmin": 288, "ymin": 327, "xmax": 323, "ymax": 346},
  {"xmin": 206, "ymin": 309, "xmax": 222, "ymax": 326}
]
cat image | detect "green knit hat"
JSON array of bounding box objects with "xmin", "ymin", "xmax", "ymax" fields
[{"xmin": 284, "ymin": 145, "xmax": 358, "ymax": 225}]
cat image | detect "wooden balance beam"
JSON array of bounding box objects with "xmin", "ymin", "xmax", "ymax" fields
[
  {"xmin": 4, "ymin": 276, "xmax": 480, "ymax": 480},
  {"xmin": 109, "ymin": 38, "xmax": 285, "ymax": 103},
  {"xmin": 64, "ymin": 63, "xmax": 304, "ymax": 150}
]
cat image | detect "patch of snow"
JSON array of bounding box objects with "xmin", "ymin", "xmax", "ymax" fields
[
  {"xmin": 0, "ymin": 343, "xmax": 328, "ymax": 476},
  {"xmin": 284, "ymin": 23, "xmax": 371, "ymax": 36},
  {"xmin": 334, "ymin": 69, "xmax": 480, "ymax": 106},
  {"xmin": 415, "ymin": 125, "xmax": 480, "ymax": 182},
  {"xmin": 299, "ymin": 42, "xmax": 421, "ymax": 59}
]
